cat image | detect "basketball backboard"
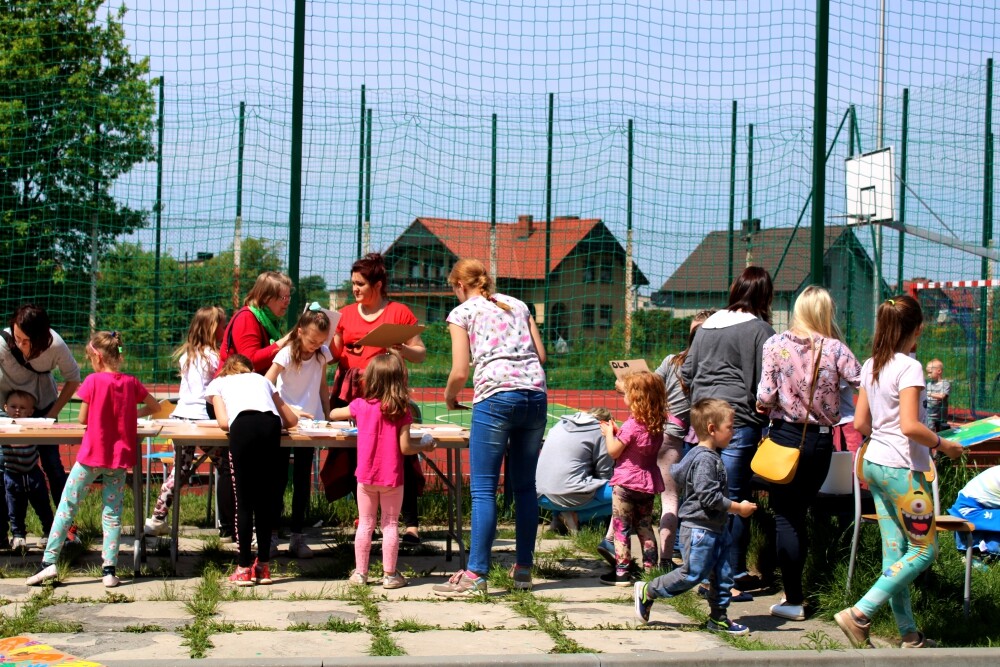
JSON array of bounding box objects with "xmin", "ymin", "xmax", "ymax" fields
[{"xmin": 846, "ymin": 147, "xmax": 895, "ymax": 223}]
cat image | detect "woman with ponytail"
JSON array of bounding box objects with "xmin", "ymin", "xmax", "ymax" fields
[
  {"xmin": 835, "ymin": 294, "xmax": 962, "ymax": 649},
  {"xmin": 433, "ymin": 259, "xmax": 547, "ymax": 597}
]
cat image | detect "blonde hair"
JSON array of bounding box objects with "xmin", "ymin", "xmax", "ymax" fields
[
  {"xmin": 218, "ymin": 353, "xmax": 253, "ymax": 377},
  {"xmin": 173, "ymin": 306, "xmax": 226, "ymax": 373},
  {"xmin": 791, "ymin": 285, "xmax": 842, "ymax": 340},
  {"xmin": 623, "ymin": 371, "xmax": 665, "ymax": 436},
  {"xmin": 87, "ymin": 331, "xmax": 124, "ymax": 372},
  {"xmin": 690, "ymin": 398, "xmax": 734, "ymax": 440},
  {"xmin": 362, "ymin": 351, "xmax": 410, "ymax": 422},
  {"xmin": 448, "ymin": 259, "xmax": 512, "ymax": 312},
  {"xmin": 244, "ymin": 271, "xmax": 293, "ymax": 308}
]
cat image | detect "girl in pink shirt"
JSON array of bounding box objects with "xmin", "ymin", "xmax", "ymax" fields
[
  {"xmin": 599, "ymin": 371, "xmax": 666, "ymax": 586},
  {"xmin": 28, "ymin": 331, "xmax": 159, "ymax": 588},
  {"xmin": 330, "ymin": 351, "xmax": 435, "ymax": 589}
]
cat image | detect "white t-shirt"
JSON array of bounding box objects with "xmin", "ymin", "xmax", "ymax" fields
[
  {"xmin": 861, "ymin": 353, "xmax": 929, "ymax": 472},
  {"xmin": 960, "ymin": 467, "xmax": 1000, "ymax": 507},
  {"xmin": 173, "ymin": 349, "xmax": 219, "ymax": 420},
  {"xmin": 272, "ymin": 344, "xmax": 332, "ymax": 418},
  {"xmin": 205, "ymin": 373, "xmax": 279, "ymax": 424}
]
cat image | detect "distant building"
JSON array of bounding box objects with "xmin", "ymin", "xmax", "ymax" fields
[
  {"xmin": 381, "ymin": 215, "xmax": 649, "ymax": 342},
  {"xmin": 653, "ymin": 224, "xmax": 887, "ymax": 338},
  {"xmin": 905, "ymin": 278, "xmax": 979, "ymax": 325}
]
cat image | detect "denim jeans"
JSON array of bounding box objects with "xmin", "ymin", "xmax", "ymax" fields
[
  {"xmin": 5, "ymin": 468, "xmax": 54, "ymax": 537},
  {"xmin": 721, "ymin": 424, "xmax": 760, "ymax": 576},
  {"xmin": 647, "ymin": 524, "xmax": 734, "ymax": 616},
  {"xmin": 467, "ymin": 390, "xmax": 547, "ymax": 575}
]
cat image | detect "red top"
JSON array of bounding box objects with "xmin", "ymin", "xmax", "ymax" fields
[
  {"xmin": 219, "ymin": 307, "xmax": 281, "ymax": 374},
  {"xmin": 77, "ymin": 372, "xmax": 149, "ymax": 469},
  {"xmin": 336, "ymin": 301, "xmax": 418, "ymax": 373}
]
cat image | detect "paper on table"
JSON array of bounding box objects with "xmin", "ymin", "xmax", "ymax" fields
[
  {"xmin": 355, "ymin": 323, "xmax": 425, "ymax": 348},
  {"xmin": 302, "ymin": 304, "xmax": 341, "ymax": 347},
  {"xmin": 608, "ymin": 359, "xmax": 651, "ymax": 380}
]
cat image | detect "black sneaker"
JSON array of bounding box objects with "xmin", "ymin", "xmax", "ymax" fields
[
  {"xmin": 634, "ymin": 581, "xmax": 653, "ymax": 623},
  {"xmin": 706, "ymin": 616, "xmax": 750, "ymax": 636},
  {"xmin": 599, "ymin": 570, "xmax": 633, "ymax": 587}
]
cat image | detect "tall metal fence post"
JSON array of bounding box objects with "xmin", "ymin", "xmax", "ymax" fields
[
  {"xmin": 287, "ymin": 0, "xmax": 306, "ymax": 322},
  {"xmin": 489, "ymin": 114, "xmax": 498, "ymax": 286},
  {"xmin": 364, "ymin": 107, "xmax": 373, "ymax": 255},
  {"xmin": 625, "ymin": 119, "xmax": 634, "ymax": 355},
  {"xmin": 356, "ymin": 85, "xmax": 366, "ymax": 262},
  {"xmin": 746, "ymin": 122, "xmax": 754, "ymax": 266},
  {"xmin": 979, "ymin": 58, "xmax": 994, "ymax": 406},
  {"xmin": 728, "ymin": 101, "xmax": 737, "ymax": 287},
  {"xmin": 543, "ymin": 93, "xmax": 554, "ymax": 335},
  {"xmin": 153, "ymin": 76, "xmax": 165, "ymax": 379},
  {"xmin": 233, "ymin": 101, "xmax": 245, "ymax": 311},
  {"xmin": 898, "ymin": 89, "xmax": 908, "ymax": 293},
  {"xmin": 811, "ymin": 0, "xmax": 830, "ymax": 287}
]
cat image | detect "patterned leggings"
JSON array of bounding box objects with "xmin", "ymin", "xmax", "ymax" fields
[
  {"xmin": 611, "ymin": 485, "xmax": 657, "ymax": 572},
  {"xmin": 44, "ymin": 462, "xmax": 126, "ymax": 568},
  {"xmin": 855, "ymin": 460, "xmax": 938, "ymax": 636}
]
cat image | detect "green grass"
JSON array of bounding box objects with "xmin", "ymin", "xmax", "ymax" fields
[
  {"xmin": 346, "ymin": 582, "xmax": 406, "ymax": 656},
  {"xmin": 508, "ymin": 589, "xmax": 592, "ymax": 654},
  {"xmin": 180, "ymin": 564, "xmax": 223, "ymax": 659},
  {"xmin": 0, "ymin": 588, "xmax": 84, "ymax": 635}
]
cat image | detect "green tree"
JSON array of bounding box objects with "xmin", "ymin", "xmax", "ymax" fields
[
  {"xmin": 299, "ymin": 274, "xmax": 328, "ymax": 306},
  {"xmin": 0, "ymin": 0, "xmax": 155, "ymax": 320}
]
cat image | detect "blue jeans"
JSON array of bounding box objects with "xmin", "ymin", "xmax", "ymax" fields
[
  {"xmin": 5, "ymin": 468, "xmax": 54, "ymax": 537},
  {"xmin": 538, "ymin": 481, "xmax": 613, "ymax": 523},
  {"xmin": 647, "ymin": 524, "xmax": 734, "ymax": 616},
  {"xmin": 721, "ymin": 424, "xmax": 760, "ymax": 576},
  {"xmin": 468, "ymin": 390, "xmax": 547, "ymax": 575}
]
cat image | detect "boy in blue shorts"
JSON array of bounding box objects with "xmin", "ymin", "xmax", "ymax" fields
[{"xmin": 633, "ymin": 398, "xmax": 757, "ymax": 635}]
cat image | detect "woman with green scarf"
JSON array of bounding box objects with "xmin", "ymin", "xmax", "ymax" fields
[{"xmin": 219, "ymin": 271, "xmax": 293, "ymax": 372}]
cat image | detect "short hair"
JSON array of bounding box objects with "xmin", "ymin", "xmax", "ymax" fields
[
  {"xmin": 588, "ymin": 407, "xmax": 612, "ymax": 422},
  {"xmin": 690, "ymin": 398, "xmax": 734, "ymax": 440},
  {"xmin": 244, "ymin": 271, "xmax": 293, "ymax": 309},
  {"xmin": 351, "ymin": 253, "xmax": 389, "ymax": 297},
  {"xmin": 4, "ymin": 389, "xmax": 37, "ymax": 409},
  {"xmin": 927, "ymin": 359, "xmax": 943, "ymax": 370},
  {"xmin": 10, "ymin": 304, "xmax": 53, "ymax": 357}
]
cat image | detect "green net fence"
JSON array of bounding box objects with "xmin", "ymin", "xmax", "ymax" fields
[{"xmin": 0, "ymin": 0, "xmax": 997, "ymax": 417}]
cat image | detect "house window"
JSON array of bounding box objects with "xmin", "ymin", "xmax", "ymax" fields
[
  {"xmin": 598, "ymin": 305, "xmax": 612, "ymax": 328},
  {"xmin": 584, "ymin": 255, "xmax": 614, "ymax": 284},
  {"xmin": 582, "ymin": 304, "xmax": 595, "ymax": 327}
]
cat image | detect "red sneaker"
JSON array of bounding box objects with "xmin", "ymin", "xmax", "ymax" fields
[
  {"xmin": 253, "ymin": 558, "xmax": 272, "ymax": 585},
  {"xmin": 229, "ymin": 565, "xmax": 254, "ymax": 587},
  {"xmin": 66, "ymin": 525, "xmax": 80, "ymax": 544}
]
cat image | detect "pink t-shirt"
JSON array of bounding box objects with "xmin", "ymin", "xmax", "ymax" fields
[
  {"xmin": 350, "ymin": 397, "xmax": 414, "ymax": 487},
  {"xmin": 609, "ymin": 417, "xmax": 665, "ymax": 494},
  {"xmin": 76, "ymin": 372, "xmax": 149, "ymax": 469}
]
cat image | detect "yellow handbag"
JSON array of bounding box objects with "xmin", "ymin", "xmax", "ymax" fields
[{"xmin": 751, "ymin": 339, "xmax": 823, "ymax": 484}]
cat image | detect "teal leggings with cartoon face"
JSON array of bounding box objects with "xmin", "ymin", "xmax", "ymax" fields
[{"xmin": 856, "ymin": 460, "xmax": 938, "ymax": 636}]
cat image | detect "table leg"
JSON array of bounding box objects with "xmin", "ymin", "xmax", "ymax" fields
[
  {"xmin": 455, "ymin": 446, "xmax": 465, "ymax": 571},
  {"xmin": 445, "ymin": 448, "xmax": 454, "ymax": 561},
  {"xmin": 170, "ymin": 440, "xmax": 185, "ymax": 574},
  {"xmin": 132, "ymin": 457, "xmax": 144, "ymax": 576}
]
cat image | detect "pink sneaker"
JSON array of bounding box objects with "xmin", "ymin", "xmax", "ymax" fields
[{"xmin": 229, "ymin": 565, "xmax": 254, "ymax": 587}]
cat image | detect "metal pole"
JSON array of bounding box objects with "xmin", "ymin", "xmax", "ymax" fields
[
  {"xmin": 543, "ymin": 93, "xmax": 554, "ymax": 335},
  {"xmin": 625, "ymin": 119, "xmax": 634, "ymax": 354},
  {"xmin": 356, "ymin": 85, "xmax": 366, "ymax": 260},
  {"xmin": 847, "ymin": 105, "xmax": 857, "ymax": 345},
  {"xmin": 153, "ymin": 77, "xmax": 165, "ymax": 379},
  {"xmin": 746, "ymin": 123, "xmax": 754, "ymax": 266},
  {"xmin": 233, "ymin": 101, "xmax": 245, "ymax": 311},
  {"xmin": 876, "ymin": 0, "xmax": 886, "ymax": 149},
  {"xmin": 897, "ymin": 89, "xmax": 909, "ymax": 292},
  {"xmin": 287, "ymin": 0, "xmax": 306, "ymax": 324},
  {"xmin": 727, "ymin": 101, "xmax": 737, "ymax": 287},
  {"xmin": 489, "ymin": 113, "xmax": 498, "ymax": 286},
  {"xmin": 979, "ymin": 59, "xmax": 994, "ymax": 405},
  {"xmin": 364, "ymin": 107, "xmax": 373, "ymax": 255},
  {"xmin": 810, "ymin": 0, "xmax": 830, "ymax": 286}
]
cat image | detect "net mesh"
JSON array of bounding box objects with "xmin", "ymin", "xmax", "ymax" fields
[{"xmin": 0, "ymin": 0, "xmax": 997, "ymax": 415}]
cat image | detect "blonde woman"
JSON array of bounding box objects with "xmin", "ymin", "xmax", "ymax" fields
[{"xmin": 756, "ymin": 286, "xmax": 861, "ymax": 621}]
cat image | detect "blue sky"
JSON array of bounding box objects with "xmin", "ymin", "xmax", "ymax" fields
[{"xmin": 111, "ymin": 0, "xmax": 998, "ymax": 292}]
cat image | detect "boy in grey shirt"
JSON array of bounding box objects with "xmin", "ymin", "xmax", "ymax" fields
[
  {"xmin": 1, "ymin": 390, "xmax": 54, "ymax": 553},
  {"xmin": 925, "ymin": 359, "xmax": 950, "ymax": 433},
  {"xmin": 633, "ymin": 398, "xmax": 756, "ymax": 636}
]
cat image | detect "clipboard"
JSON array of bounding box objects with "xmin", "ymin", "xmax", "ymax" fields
[
  {"xmin": 302, "ymin": 304, "xmax": 341, "ymax": 347},
  {"xmin": 608, "ymin": 359, "xmax": 650, "ymax": 379},
  {"xmin": 355, "ymin": 323, "xmax": 425, "ymax": 348}
]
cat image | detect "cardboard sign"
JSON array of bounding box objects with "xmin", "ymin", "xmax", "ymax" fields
[
  {"xmin": 608, "ymin": 358, "xmax": 651, "ymax": 379},
  {"xmin": 355, "ymin": 323, "xmax": 426, "ymax": 348}
]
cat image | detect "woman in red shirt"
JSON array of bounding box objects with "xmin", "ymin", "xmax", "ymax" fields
[{"xmin": 328, "ymin": 253, "xmax": 427, "ymax": 543}]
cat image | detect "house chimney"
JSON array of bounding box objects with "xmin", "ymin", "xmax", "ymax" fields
[
  {"xmin": 741, "ymin": 218, "xmax": 761, "ymax": 237},
  {"xmin": 517, "ymin": 214, "xmax": 534, "ymax": 239}
]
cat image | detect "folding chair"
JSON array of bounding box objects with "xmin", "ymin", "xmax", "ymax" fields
[{"xmin": 846, "ymin": 447, "xmax": 976, "ymax": 617}]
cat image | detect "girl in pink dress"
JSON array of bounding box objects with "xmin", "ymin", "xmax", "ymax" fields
[
  {"xmin": 27, "ymin": 331, "xmax": 159, "ymax": 588},
  {"xmin": 330, "ymin": 351, "xmax": 435, "ymax": 589}
]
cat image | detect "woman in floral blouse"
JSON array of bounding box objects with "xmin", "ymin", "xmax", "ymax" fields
[{"xmin": 756, "ymin": 286, "xmax": 861, "ymax": 622}]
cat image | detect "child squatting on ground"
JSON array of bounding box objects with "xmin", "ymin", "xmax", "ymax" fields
[
  {"xmin": 598, "ymin": 371, "xmax": 666, "ymax": 586},
  {"xmin": 207, "ymin": 353, "xmax": 299, "ymax": 586},
  {"xmin": 2, "ymin": 390, "xmax": 54, "ymax": 553},
  {"xmin": 329, "ymin": 351, "xmax": 435, "ymax": 589},
  {"xmin": 633, "ymin": 398, "xmax": 757, "ymax": 636},
  {"xmin": 27, "ymin": 331, "xmax": 160, "ymax": 588}
]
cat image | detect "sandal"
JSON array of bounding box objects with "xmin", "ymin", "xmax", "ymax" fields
[{"xmin": 834, "ymin": 607, "xmax": 873, "ymax": 649}]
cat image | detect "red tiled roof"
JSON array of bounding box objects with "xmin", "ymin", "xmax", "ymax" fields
[
  {"xmin": 396, "ymin": 217, "xmax": 599, "ymax": 280},
  {"xmin": 941, "ymin": 288, "xmax": 978, "ymax": 311}
]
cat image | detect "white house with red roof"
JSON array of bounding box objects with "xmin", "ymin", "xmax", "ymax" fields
[{"xmin": 377, "ymin": 214, "xmax": 648, "ymax": 342}]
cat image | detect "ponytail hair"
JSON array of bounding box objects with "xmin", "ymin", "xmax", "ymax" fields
[
  {"xmin": 87, "ymin": 331, "xmax": 125, "ymax": 371},
  {"xmin": 288, "ymin": 308, "xmax": 331, "ymax": 369},
  {"xmin": 218, "ymin": 353, "xmax": 253, "ymax": 377},
  {"xmin": 448, "ymin": 258, "xmax": 512, "ymax": 312},
  {"xmin": 870, "ymin": 294, "xmax": 923, "ymax": 383}
]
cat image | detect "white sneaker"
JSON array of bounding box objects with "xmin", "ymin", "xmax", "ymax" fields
[
  {"xmin": 26, "ymin": 563, "xmax": 58, "ymax": 586},
  {"xmin": 770, "ymin": 601, "xmax": 806, "ymax": 621},
  {"xmin": 145, "ymin": 516, "xmax": 170, "ymax": 536},
  {"xmin": 288, "ymin": 533, "xmax": 314, "ymax": 559},
  {"xmin": 382, "ymin": 572, "xmax": 408, "ymax": 589},
  {"xmin": 270, "ymin": 534, "xmax": 280, "ymax": 559},
  {"xmin": 11, "ymin": 536, "xmax": 28, "ymax": 554},
  {"xmin": 103, "ymin": 573, "xmax": 121, "ymax": 588},
  {"xmin": 348, "ymin": 570, "xmax": 368, "ymax": 585}
]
